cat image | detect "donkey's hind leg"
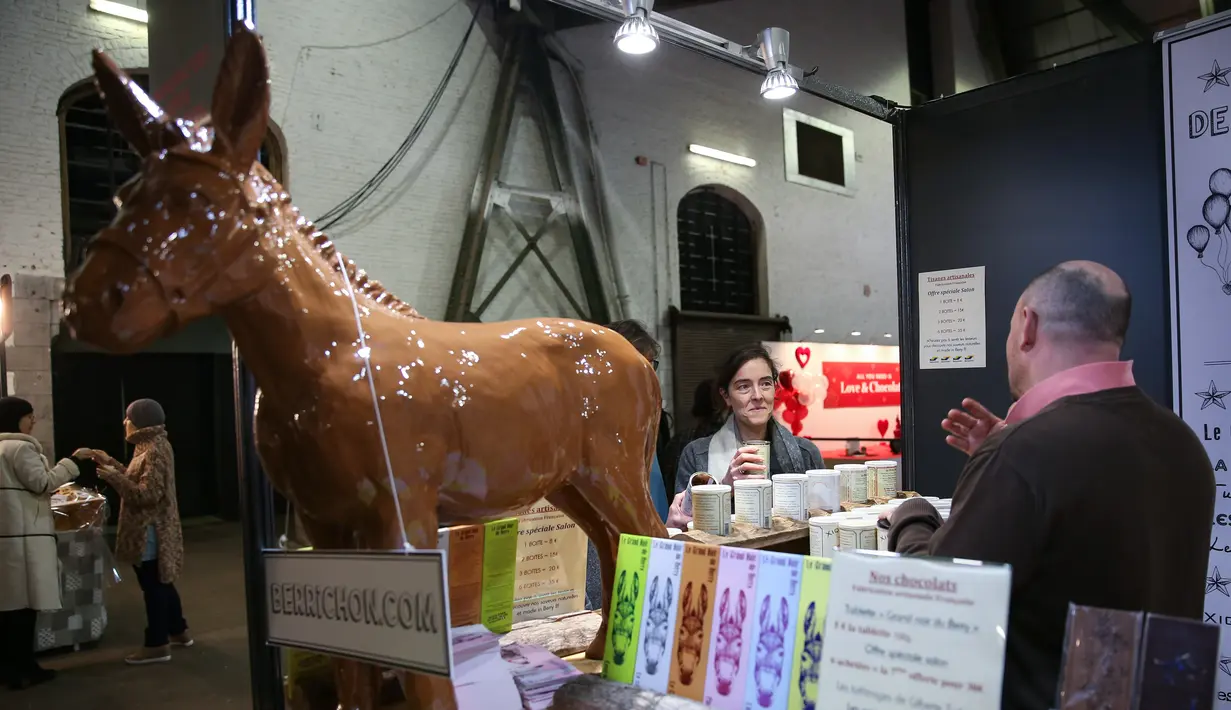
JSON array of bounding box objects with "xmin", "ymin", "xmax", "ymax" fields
[{"xmin": 546, "ymin": 484, "xmax": 619, "ymax": 660}]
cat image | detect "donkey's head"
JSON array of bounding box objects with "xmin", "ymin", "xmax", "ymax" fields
[
  {"xmin": 610, "ymin": 570, "xmax": 638, "ymax": 666},
  {"xmin": 712, "ymin": 587, "xmax": 748, "ymax": 695},
  {"xmin": 63, "ymin": 26, "xmax": 275, "ymax": 353},
  {"xmin": 796, "ymin": 601, "xmax": 824, "ymax": 710},
  {"xmin": 753, "ymin": 595, "xmax": 791, "ymax": 707},
  {"xmin": 675, "ymin": 581, "xmax": 709, "ymax": 685},
  {"xmin": 641, "ymin": 575, "xmax": 673, "ymax": 675}
]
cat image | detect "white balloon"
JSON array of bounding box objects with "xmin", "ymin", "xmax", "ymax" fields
[{"xmin": 793, "ymin": 370, "xmax": 817, "ymax": 406}]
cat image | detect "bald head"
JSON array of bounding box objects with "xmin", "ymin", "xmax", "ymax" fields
[{"xmin": 1021, "ymin": 261, "xmax": 1131, "ymax": 346}]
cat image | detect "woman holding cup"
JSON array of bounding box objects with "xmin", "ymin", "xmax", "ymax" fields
[{"xmin": 666, "ymin": 345, "xmax": 823, "ymax": 528}]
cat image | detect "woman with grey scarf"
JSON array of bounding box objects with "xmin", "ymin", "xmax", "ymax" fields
[{"xmin": 666, "ymin": 345, "xmax": 823, "ymax": 528}]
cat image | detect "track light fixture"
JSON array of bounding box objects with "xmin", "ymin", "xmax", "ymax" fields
[
  {"xmin": 758, "ymin": 27, "xmax": 798, "ymax": 100},
  {"xmin": 614, "ymin": 0, "xmax": 658, "ymax": 55}
]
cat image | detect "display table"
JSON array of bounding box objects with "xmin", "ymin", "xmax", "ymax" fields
[
  {"xmin": 35, "ymin": 486, "xmax": 110, "ymax": 652},
  {"xmin": 673, "ymin": 516, "xmax": 810, "ymax": 555}
]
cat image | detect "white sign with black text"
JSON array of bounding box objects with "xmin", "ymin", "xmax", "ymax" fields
[
  {"xmin": 817, "ymin": 551, "xmax": 1011, "ymax": 709},
  {"xmin": 264, "ymin": 550, "xmax": 453, "ymax": 677},
  {"xmin": 918, "ymin": 266, "xmax": 987, "ymax": 370},
  {"xmin": 1163, "ymin": 12, "xmax": 1231, "ymax": 706}
]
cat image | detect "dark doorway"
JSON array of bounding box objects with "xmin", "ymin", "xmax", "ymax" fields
[{"xmin": 52, "ymin": 350, "xmax": 238, "ymax": 523}]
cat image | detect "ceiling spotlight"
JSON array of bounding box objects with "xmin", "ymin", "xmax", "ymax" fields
[
  {"xmin": 851, "ymin": 331, "xmax": 862, "ymax": 337},
  {"xmin": 813, "ymin": 328, "xmax": 825, "ymax": 334},
  {"xmin": 615, "ymin": 0, "xmax": 658, "ymax": 55},
  {"xmin": 758, "ymin": 27, "xmax": 798, "ymax": 100},
  {"xmin": 884, "ymin": 333, "xmax": 893, "ymax": 338}
]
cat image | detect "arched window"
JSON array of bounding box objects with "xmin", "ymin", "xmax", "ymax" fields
[
  {"xmin": 57, "ymin": 74, "xmax": 285, "ymax": 274},
  {"xmin": 676, "ymin": 186, "xmax": 759, "ymax": 315}
]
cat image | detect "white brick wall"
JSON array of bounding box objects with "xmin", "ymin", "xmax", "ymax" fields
[
  {"xmin": 559, "ymin": 0, "xmax": 910, "ymax": 405},
  {"xmin": 0, "ymin": 1, "xmax": 148, "ymax": 278}
]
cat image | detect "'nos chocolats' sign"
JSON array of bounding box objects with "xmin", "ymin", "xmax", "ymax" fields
[{"xmin": 821, "ymin": 362, "xmax": 902, "ymax": 409}]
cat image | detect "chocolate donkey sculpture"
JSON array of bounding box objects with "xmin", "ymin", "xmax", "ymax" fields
[{"xmin": 62, "ymin": 26, "xmax": 668, "ymax": 710}]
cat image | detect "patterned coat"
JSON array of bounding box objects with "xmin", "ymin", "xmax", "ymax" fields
[
  {"xmin": 0, "ymin": 434, "xmax": 79, "ymax": 611},
  {"xmin": 99, "ymin": 426, "xmax": 183, "ymax": 584}
]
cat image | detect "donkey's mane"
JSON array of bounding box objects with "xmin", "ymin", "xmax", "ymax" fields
[
  {"xmin": 307, "ymin": 230, "xmax": 424, "ymax": 320},
  {"xmin": 248, "ymin": 160, "xmax": 424, "ymax": 321}
]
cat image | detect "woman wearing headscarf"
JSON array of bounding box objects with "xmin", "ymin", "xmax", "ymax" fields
[
  {"xmin": 0, "ymin": 397, "xmax": 93, "ymax": 690},
  {"xmin": 91, "ymin": 399, "xmax": 190, "ymax": 665}
]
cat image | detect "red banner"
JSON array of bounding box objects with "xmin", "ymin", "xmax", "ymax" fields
[{"xmin": 821, "ymin": 362, "xmax": 901, "ymax": 408}]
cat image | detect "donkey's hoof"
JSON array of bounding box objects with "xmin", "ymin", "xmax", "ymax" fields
[{"xmin": 585, "ymin": 633, "xmax": 605, "ymax": 660}]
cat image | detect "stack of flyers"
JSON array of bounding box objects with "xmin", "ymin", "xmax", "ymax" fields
[
  {"xmin": 500, "ymin": 642, "xmax": 582, "ymax": 710},
  {"xmin": 452, "ymin": 624, "xmax": 501, "ymax": 667},
  {"xmin": 451, "ymin": 626, "xmax": 521, "ymax": 710}
]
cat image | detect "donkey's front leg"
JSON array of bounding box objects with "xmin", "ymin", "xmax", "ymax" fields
[
  {"xmin": 391, "ymin": 496, "xmax": 459, "ymax": 710},
  {"xmin": 296, "ymin": 516, "xmax": 384, "ymax": 710}
]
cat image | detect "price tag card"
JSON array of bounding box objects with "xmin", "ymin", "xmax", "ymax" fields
[{"xmin": 818, "ymin": 551, "xmax": 1011, "ymax": 709}]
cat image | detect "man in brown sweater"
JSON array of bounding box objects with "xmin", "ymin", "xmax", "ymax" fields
[{"xmin": 887, "ymin": 260, "xmax": 1213, "ymax": 710}]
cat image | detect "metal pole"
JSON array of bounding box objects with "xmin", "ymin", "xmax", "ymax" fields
[
  {"xmin": 890, "ymin": 115, "xmax": 916, "ymax": 493},
  {"xmin": 0, "ymin": 274, "xmax": 11, "ymax": 398},
  {"xmin": 225, "ymin": 4, "xmax": 284, "ymax": 708}
]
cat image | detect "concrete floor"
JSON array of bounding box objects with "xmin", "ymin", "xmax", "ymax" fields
[{"xmin": 5, "ymin": 520, "xmax": 254, "ymax": 709}]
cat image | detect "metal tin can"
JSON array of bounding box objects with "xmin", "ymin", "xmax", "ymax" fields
[
  {"xmin": 867, "ymin": 460, "xmax": 898, "ymax": 498},
  {"xmin": 808, "ymin": 515, "xmax": 841, "ymax": 557},
  {"xmin": 838, "ymin": 518, "xmax": 878, "ymax": 551},
  {"xmin": 771, "ymin": 473, "xmax": 809, "ymax": 522},
  {"xmin": 835, "ymin": 464, "xmax": 868, "ymax": 503},
  {"xmin": 734, "ymin": 478, "xmax": 773, "ymax": 528},
  {"xmin": 692, "ymin": 484, "xmax": 732, "ymax": 536},
  {"xmin": 805, "ymin": 469, "xmax": 841, "ymax": 513}
]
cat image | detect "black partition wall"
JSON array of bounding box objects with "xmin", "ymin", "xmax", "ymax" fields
[{"xmin": 898, "ymin": 42, "xmax": 1171, "ymax": 496}]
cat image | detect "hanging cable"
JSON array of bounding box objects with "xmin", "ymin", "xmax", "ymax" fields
[{"xmin": 316, "ymin": 3, "xmax": 482, "ymax": 231}]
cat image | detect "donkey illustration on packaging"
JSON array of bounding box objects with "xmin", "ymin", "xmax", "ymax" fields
[
  {"xmin": 642, "ymin": 575, "xmax": 674, "ymax": 675},
  {"xmin": 752, "ymin": 595, "xmax": 792, "ymax": 707},
  {"xmin": 676, "ymin": 581, "xmax": 710, "ymax": 685},
  {"xmin": 611, "ymin": 570, "xmax": 639, "ymax": 665},
  {"xmin": 712, "ymin": 587, "xmax": 748, "ymax": 696},
  {"xmin": 797, "ymin": 602, "xmax": 825, "ymax": 710}
]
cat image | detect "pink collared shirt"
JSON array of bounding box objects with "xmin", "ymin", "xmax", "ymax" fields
[{"xmin": 1004, "ymin": 360, "xmax": 1136, "ymax": 425}]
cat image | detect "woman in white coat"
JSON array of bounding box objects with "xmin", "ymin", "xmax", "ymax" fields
[{"xmin": 0, "ymin": 397, "xmax": 92, "ymax": 690}]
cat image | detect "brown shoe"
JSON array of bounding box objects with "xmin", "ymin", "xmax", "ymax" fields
[
  {"xmin": 170, "ymin": 633, "xmax": 194, "ymax": 648},
  {"xmin": 125, "ymin": 646, "xmax": 171, "ymax": 665}
]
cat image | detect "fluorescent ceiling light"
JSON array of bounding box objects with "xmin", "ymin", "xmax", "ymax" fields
[
  {"xmin": 688, "ymin": 144, "xmax": 756, "ymax": 167},
  {"xmin": 89, "ymin": 0, "xmax": 148, "ymax": 23}
]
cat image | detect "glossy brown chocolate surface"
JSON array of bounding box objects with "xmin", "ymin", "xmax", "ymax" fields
[{"xmin": 62, "ymin": 26, "xmax": 667, "ymax": 710}]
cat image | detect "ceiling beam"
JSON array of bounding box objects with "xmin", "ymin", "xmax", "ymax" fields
[{"xmin": 1077, "ymin": 0, "xmax": 1151, "ymax": 42}]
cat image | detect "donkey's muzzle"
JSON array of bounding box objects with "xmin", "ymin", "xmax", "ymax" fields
[{"xmin": 63, "ymin": 243, "xmax": 171, "ymax": 353}]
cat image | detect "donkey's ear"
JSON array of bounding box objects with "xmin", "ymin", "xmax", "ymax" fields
[
  {"xmin": 648, "ymin": 576, "xmax": 660, "ymax": 606},
  {"xmin": 210, "ymin": 24, "xmax": 270, "ymax": 172},
  {"xmin": 92, "ymin": 49, "xmax": 161, "ymax": 157},
  {"xmin": 699, "ymin": 583, "xmax": 710, "ymax": 615},
  {"xmin": 803, "ymin": 601, "xmax": 816, "ymax": 635},
  {"xmin": 778, "ymin": 596, "xmax": 790, "ymax": 631},
  {"xmin": 682, "ymin": 582, "xmax": 693, "ymax": 610},
  {"xmin": 616, "ymin": 569, "xmax": 627, "ymax": 596},
  {"xmin": 664, "ymin": 581, "xmax": 673, "ymax": 610},
  {"xmin": 719, "ymin": 587, "xmax": 730, "ymax": 618},
  {"xmin": 631, "ymin": 572, "xmax": 640, "ymax": 601},
  {"xmin": 759, "ymin": 594, "xmax": 771, "ymax": 627},
  {"xmin": 737, "ymin": 590, "xmax": 747, "ymax": 622}
]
